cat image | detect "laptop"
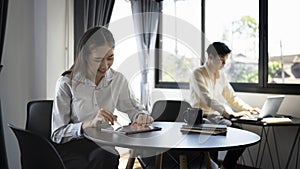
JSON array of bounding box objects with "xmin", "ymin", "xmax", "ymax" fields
[{"xmin": 235, "ymin": 95, "xmax": 285, "ymax": 121}]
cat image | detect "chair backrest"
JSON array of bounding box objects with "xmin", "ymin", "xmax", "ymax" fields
[
  {"xmin": 8, "ymin": 124, "xmax": 66, "ymax": 169},
  {"xmin": 150, "ymin": 100, "xmax": 191, "ymax": 122},
  {"xmin": 26, "ymin": 100, "xmax": 53, "ymax": 139}
]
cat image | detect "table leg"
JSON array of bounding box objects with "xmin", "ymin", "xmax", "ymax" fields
[
  {"xmin": 204, "ymin": 152, "xmax": 213, "ymax": 169},
  {"xmin": 155, "ymin": 153, "xmax": 163, "ymax": 169},
  {"xmin": 126, "ymin": 150, "xmax": 136, "ymax": 169},
  {"xmin": 179, "ymin": 154, "xmax": 188, "ymax": 169},
  {"xmin": 264, "ymin": 127, "xmax": 277, "ymax": 169},
  {"xmin": 257, "ymin": 126, "xmax": 272, "ymax": 168},
  {"xmin": 257, "ymin": 126, "xmax": 281, "ymax": 169}
]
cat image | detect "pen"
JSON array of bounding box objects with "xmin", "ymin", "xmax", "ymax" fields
[
  {"xmin": 100, "ymin": 108, "xmax": 122, "ymax": 127},
  {"xmin": 114, "ymin": 120, "xmax": 123, "ymax": 130}
]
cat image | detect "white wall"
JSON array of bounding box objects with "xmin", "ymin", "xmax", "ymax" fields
[
  {"xmin": 152, "ymin": 88, "xmax": 300, "ymax": 118},
  {"xmin": 0, "ymin": 0, "xmax": 66, "ymax": 169},
  {"xmin": 1, "ymin": 1, "xmax": 35, "ymax": 168},
  {"xmin": 46, "ymin": 0, "xmax": 69, "ymax": 97},
  {"xmin": 1, "ymin": 0, "xmax": 300, "ymax": 169}
]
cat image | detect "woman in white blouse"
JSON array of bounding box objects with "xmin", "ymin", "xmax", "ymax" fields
[{"xmin": 51, "ymin": 26, "xmax": 153, "ymax": 169}]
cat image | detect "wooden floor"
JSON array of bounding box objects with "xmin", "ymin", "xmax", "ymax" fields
[
  {"xmin": 119, "ymin": 151, "xmax": 142, "ymax": 169},
  {"xmin": 119, "ymin": 151, "xmax": 258, "ymax": 169}
]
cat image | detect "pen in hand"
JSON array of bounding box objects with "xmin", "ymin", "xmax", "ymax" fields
[{"xmin": 114, "ymin": 120, "xmax": 123, "ymax": 130}]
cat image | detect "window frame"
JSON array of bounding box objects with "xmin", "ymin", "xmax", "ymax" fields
[{"xmin": 155, "ymin": 0, "xmax": 300, "ymax": 95}]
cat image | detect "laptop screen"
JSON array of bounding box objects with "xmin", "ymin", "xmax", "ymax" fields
[{"xmin": 259, "ymin": 95, "xmax": 285, "ymax": 118}]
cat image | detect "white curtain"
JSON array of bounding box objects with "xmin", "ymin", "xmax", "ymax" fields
[{"xmin": 131, "ymin": 0, "xmax": 162, "ymax": 110}]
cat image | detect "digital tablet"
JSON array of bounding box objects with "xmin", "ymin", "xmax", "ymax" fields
[{"xmin": 115, "ymin": 125, "xmax": 162, "ymax": 135}]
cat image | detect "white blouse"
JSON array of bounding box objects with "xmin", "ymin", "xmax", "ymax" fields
[{"xmin": 51, "ymin": 69, "xmax": 147, "ymax": 143}]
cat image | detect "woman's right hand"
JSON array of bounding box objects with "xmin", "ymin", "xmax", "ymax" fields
[{"xmin": 82, "ymin": 108, "xmax": 117, "ymax": 130}]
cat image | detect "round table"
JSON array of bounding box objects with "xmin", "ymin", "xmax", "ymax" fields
[{"xmin": 84, "ymin": 122, "xmax": 260, "ymax": 169}]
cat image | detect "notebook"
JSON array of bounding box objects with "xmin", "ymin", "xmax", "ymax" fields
[
  {"xmin": 180, "ymin": 124, "xmax": 227, "ymax": 135},
  {"xmin": 236, "ymin": 95, "xmax": 285, "ymax": 121}
]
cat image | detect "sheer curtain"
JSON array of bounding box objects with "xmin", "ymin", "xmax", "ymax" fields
[
  {"xmin": 74, "ymin": 0, "xmax": 115, "ymax": 55},
  {"xmin": 131, "ymin": 0, "xmax": 162, "ymax": 110},
  {"xmin": 0, "ymin": 0, "xmax": 9, "ymax": 168}
]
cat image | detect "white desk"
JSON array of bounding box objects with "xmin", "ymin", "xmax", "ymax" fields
[{"xmin": 84, "ymin": 122, "xmax": 260, "ymax": 169}]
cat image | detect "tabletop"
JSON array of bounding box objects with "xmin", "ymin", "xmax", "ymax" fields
[
  {"xmin": 231, "ymin": 117, "xmax": 300, "ymax": 126},
  {"xmin": 84, "ymin": 122, "xmax": 260, "ymax": 152}
]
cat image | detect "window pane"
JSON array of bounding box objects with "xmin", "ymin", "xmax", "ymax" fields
[
  {"xmin": 110, "ymin": 1, "xmax": 135, "ymax": 70},
  {"xmin": 206, "ymin": 0, "xmax": 259, "ymax": 83},
  {"xmin": 160, "ymin": 0, "xmax": 202, "ymax": 83},
  {"xmin": 109, "ymin": 1, "xmax": 141, "ymax": 97},
  {"xmin": 268, "ymin": 0, "xmax": 300, "ymax": 84}
]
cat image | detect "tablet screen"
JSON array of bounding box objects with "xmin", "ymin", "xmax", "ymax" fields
[{"xmin": 115, "ymin": 125, "xmax": 161, "ymax": 135}]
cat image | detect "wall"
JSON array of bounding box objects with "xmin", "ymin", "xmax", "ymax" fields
[
  {"xmin": 0, "ymin": 0, "xmax": 300, "ymax": 169},
  {"xmin": 1, "ymin": 1, "xmax": 35, "ymax": 168},
  {"xmin": 152, "ymin": 88, "xmax": 300, "ymax": 119},
  {"xmin": 0, "ymin": 0, "xmax": 66, "ymax": 169}
]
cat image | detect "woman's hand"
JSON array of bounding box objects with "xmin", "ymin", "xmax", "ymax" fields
[
  {"xmin": 131, "ymin": 114, "xmax": 154, "ymax": 126},
  {"xmin": 82, "ymin": 108, "xmax": 117, "ymax": 129}
]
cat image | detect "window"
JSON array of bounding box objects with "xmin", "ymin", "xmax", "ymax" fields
[
  {"xmin": 109, "ymin": 0, "xmax": 141, "ymax": 98},
  {"xmin": 268, "ymin": 0, "xmax": 300, "ymax": 85},
  {"xmin": 155, "ymin": 0, "xmax": 202, "ymax": 89},
  {"xmin": 155, "ymin": 0, "xmax": 300, "ymax": 94},
  {"xmin": 206, "ymin": 0, "xmax": 259, "ymax": 83}
]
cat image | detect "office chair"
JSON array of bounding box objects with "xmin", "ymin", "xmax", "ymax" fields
[
  {"xmin": 26, "ymin": 100, "xmax": 53, "ymax": 139},
  {"xmin": 150, "ymin": 100, "xmax": 192, "ymax": 122},
  {"xmin": 8, "ymin": 124, "xmax": 66, "ymax": 169},
  {"xmin": 137, "ymin": 100, "xmax": 204, "ymax": 169}
]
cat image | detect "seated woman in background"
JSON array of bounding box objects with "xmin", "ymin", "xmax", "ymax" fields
[{"xmin": 51, "ymin": 26, "xmax": 153, "ymax": 169}]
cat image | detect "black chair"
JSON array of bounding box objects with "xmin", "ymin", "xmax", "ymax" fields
[
  {"xmin": 8, "ymin": 124, "xmax": 66, "ymax": 169},
  {"xmin": 150, "ymin": 100, "xmax": 192, "ymax": 122},
  {"xmin": 10, "ymin": 100, "xmax": 66, "ymax": 169},
  {"xmin": 26, "ymin": 100, "xmax": 53, "ymax": 139},
  {"xmin": 137, "ymin": 100, "xmax": 204, "ymax": 169}
]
